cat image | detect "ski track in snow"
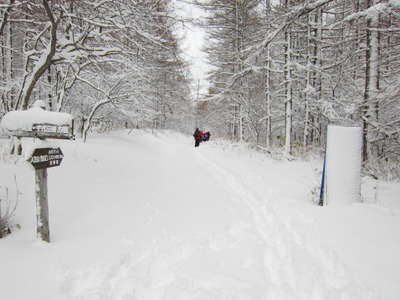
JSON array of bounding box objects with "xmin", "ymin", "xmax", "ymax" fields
[
  {"xmin": 62, "ymin": 133, "xmax": 377, "ymax": 300},
  {"xmin": 61, "ymin": 133, "xmax": 267, "ymax": 300},
  {"xmin": 193, "ymin": 147, "xmax": 378, "ymax": 300}
]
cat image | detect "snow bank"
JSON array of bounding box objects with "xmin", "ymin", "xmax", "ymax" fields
[
  {"xmin": 325, "ymin": 125, "xmax": 362, "ymax": 205},
  {"xmin": 0, "ymin": 105, "xmax": 72, "ymax": 132}
]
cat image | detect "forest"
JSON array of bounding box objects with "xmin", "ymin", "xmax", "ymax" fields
[
  {"xmin": 1, "ymin": 0, "xmax": 399, "ymax": 179},
  {"xmin": 0, "ymin": 0, "xmax": 193, "ymax": 142},
  {"xmin": 196, "ymin": 0, "xmax": 400, "ymax": 180}
]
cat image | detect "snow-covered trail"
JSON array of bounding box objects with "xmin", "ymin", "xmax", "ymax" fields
[
  {"xmin": 194, "ymin": 146, "xmax": 376, "ymax": 300},
  {"xmin": 0, "ymin": 130, "xmax": 384, "ymax": 299},
  {"xmin": 1, "ymin": 131, "xmax": 266, "ymax": 299},
  {"xmin": 57, "ymin": 131, "xmax": 268, "ymax": 299}
]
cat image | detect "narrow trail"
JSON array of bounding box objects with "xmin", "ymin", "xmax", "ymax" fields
[
  {"xmin": 62, "ymin": 133, "xmax": 268, "ymax": 299},
  {"xmin": 62, "ymin": 133, "xmax": 377, "ymax": 299}
]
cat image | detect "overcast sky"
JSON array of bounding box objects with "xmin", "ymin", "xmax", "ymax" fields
[{"xmin": 173, "ymin": 1, "xmax": 209, "ymax": 98}]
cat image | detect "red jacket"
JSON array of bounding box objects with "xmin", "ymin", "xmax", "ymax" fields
[{"xmin": 194, "ymin": 130, "xmax": 204, "ymax": 141}]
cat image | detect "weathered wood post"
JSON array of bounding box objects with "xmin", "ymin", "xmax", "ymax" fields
[
  {"xmin": 29, "ymin": 147, "xmax": 64, "ymax": 242},
  {"xmin": 35, "ymin": 168, "xmax": 49, "ymax": 242}
]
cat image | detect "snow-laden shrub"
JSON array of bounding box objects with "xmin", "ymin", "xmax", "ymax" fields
[
  {"xmin": 0, "ymin": 177, "xmax": 19, "ymax": 238},
  {"xmin": 364, "ymin": 158, "xmax": 400, "ymax": 182}
]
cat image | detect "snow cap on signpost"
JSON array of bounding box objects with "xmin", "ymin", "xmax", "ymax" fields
[
  {"xmin": 0, "ymin": 100, "xmax": 74, "ymax": 243},
  {"xmin": 0, "ymin": 100, "xmax": 74, "ymax": 140},
  {"xmin": 324, "ymin": 125, "xmax": 362, "ymax": 205}
]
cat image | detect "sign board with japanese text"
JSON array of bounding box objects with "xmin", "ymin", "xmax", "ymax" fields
[{"xmin": 29, "ymin": 147, "xmax": 64, "ymax": 170}]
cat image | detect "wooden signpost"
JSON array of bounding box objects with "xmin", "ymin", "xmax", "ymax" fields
[
  {"xmin": 0, "ymin": 102, "xmax": 73, "ymax": 242},
  {"xmin": 27, "ymin": 143, "xmax": 69, "ymax": 243},
  {"xmin": 30, "ymin": 147, "xmax": 64, "ymax": 169},
  {"xmin": 28, "ymin": 148, "xmax": 64, "ymax": 242},
  {"xmin": 27, "ymin": 140, "xmax": 70, "ymax": 243}
]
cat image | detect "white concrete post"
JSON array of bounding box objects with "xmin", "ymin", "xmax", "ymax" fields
[{"xmin": 324, "ymin": 125, "xmax": 362, "ymax": 205}]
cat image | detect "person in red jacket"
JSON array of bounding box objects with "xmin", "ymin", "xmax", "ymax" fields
[{"xmin": 193, "ymin": 128, "xmax": 204, "ymax": 147}]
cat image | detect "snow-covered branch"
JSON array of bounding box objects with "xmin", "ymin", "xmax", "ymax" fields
[
  {"xmin": 17, "ymin": 0, "xmax": 61, "ymax": 110},
  {"xmin": 0, "ymin": 0, "xmax": 15, "ymax": 36}
]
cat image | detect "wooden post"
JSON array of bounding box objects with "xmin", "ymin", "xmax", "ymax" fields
[{"xmin": 35, "ymin": 168, "xmax": 50, "ymax": 242}]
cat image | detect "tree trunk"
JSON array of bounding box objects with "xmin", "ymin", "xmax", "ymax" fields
[
  {"xmin": 83, "ymin": 98, "xmax": 111, "ymax": 142},
  {"xmin": 362, "ymin": 0, "xmax": 379, "ymax": 163},
  {"xmin": 47, "ymin": 66, "xmax": 53, "ymax": 111},
  {"xmin": 0, "ymin": 0, "xmax": 15, "ymax": 36},
  {"xmin": 303, "ymin": 13, "xmax": 313, "ymax": 152},
  {"xmin": 263, "ymin": 0, "xmax": 272, "ymax": 148},
  {"xmin": 18, "ymin": 0, "xmax": 59, "ymax": 110},
  {"xmin": 314, "ymin": 8, "xmax": 323, "ymax": 147},
  {"xmin": 265, "ymin": 39, "xmax": 272, "ymax": 148},
  {"xmin": 284, "ymin": 26, "xmax": 292, "ymax": 156}
]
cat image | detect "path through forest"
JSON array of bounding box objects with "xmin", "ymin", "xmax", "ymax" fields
[{"xmin": 0, "ymin": 131, "xmax": 382, "ymax": 299}]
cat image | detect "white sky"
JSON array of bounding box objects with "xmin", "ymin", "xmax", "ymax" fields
[{"xmin": 173, "ymin": 0, "xmax": 209, "ymax": 98}]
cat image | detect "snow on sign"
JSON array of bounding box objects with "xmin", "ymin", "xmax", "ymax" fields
[
  {"xmin": 1, "ymin": 101, "xmax": 73, "ymax": 243},
  {"xmin": 29, "ymin": 147, "xmax": 64, "ymax": 169},
  {"xmin": 0, "ymin": 101, "xmax": 74, "ymax": 140}
]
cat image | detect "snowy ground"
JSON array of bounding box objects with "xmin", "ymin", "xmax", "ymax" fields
[{"xmin": 0, "ymin": 130, "xmax": 399, "ymax": 300}]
